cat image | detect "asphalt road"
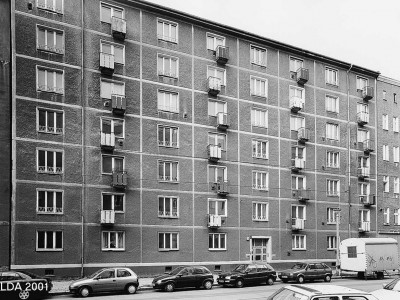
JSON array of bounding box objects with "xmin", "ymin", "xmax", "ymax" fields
[{"xmin": 49, "ymin": 277, "xmax": 394, "ymax": 300}]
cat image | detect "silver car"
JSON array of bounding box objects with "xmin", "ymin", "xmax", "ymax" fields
[{"xmin": 69, "ymin": 267, "xmax": 139, "ymax": 297}]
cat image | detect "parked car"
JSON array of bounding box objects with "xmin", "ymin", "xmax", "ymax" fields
[
  {"xmin": 277, "ymin": 262, "xmax": 332, "ymax": 283},
  {"xmin": 371, "ymin": 276, "xmax": 400, "ymax": 300},
  {"xmin": 268, "ymin": 284, "xmax": 379, "ymax": 300},
  {"xmin": 152, "ymin": 266, "xmax": 214, "ymax": 292},
  {"xmin": 217, "ymin": 263, "xmax": 276, "ymax": 288},
  {"xmin": 0, "ymin": 271, "xmax": 52, "ymax": 300},
  {"xmin": 69, "ymin": 267, "xmax": 139, "ymax": 297}
]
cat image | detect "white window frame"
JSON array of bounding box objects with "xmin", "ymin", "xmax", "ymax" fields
[
  {"xmin": 382, "ymin": 114, "xmax": 389, "ymax": 131},
  {"xmin": 326, "ymin": 151, "xmax": 339, "ymax": 168},
  {"xmin": 383, "ymin": 175, "xmax": 390, "ymax": 193},
  {"xmin": 102, "ymin": 231, "xmax": 125, "ymax": 251},
  {"xmin": 292, "ymin": 204, "xmax": 306, "ymax": 220},
  {"xmin": 250, "ymin": 45, "xmax": 267, "ymax": 66},
  {"xmin": 394, "ymin": 177, "xmax": 400, "ymax": 194},
  {"xmin": 251, "ymin": 108, "xmax": 268, "ymax": 128},
  {"xmin": 158, "ymin": 89, "xmax": 179, "ymax": 113},
  {"xmin": 357, "ymin": 129, "xmax": 369, "ymax": 143},
  {"xmin": 158, "ymin": 125, "xmax": 179, "ymax": 148},
  {"xmin": 206, "ymin": 32, "xmax": 225, "ymax": 51},
  {"xmin": 325, "ymin": 67, "xmax": 338, "ymax": 86},
  {"xmin": 207, "ymin": 66, "xmax": 226, "ymax": 86},
  {"xmin": 158, "ymin": 232, "xmax": 179, "ymax": 251},
  {"xmin": 325, "ymin": 95, "xmax": 339, "ymax": 113},
  {"xmin": 383, "ymin": 145, "xmax": 389, "ymax": 161},
  {"xmin": 359, "ymin": 209, "xmax": 370, "ymax": 223},
  {"xmin": 102, "ymin": 193, "xmax": 125, "ymax": 213},
  {"xmin": 158, "ymin": 196, "xmax": 179, "ymax": 218},
  {"xmin": 100, "ymin": 2, "xmax": 124, "ymax": 24},
  {"xmin": 327, "ymin": 207, "xmax": 338, "ymax": 224},
  {"xmin": 290, "ymin": 116, "xmax": 305, "ymax": 132},
  {"xmin": 208, "ymin": 198, "xmax": 227, "ymax": 217},
  {"xmin": 37, "ymin": 148, "xmax": 63, "ymax": 174},
  {"xmin": 101, "ymin": 155, "xmax": 125, "ymax": 174},
  {"xmin": 37, "ymin": 0, "xmax": 64, "ymax": 14},
  {"xmin": 393, "ymin": 117, "xmax": 399, "ymax": 133},
  {"xmin": 208, "ymin": 99, "xmax": 227, "ymax": 116},
  {"xmin": 359, "ymin": 182, "xmax": 370, "ymax": 196},
  {"xmin": 208, "ymin": 132, "xmax": 227, "ymax": 151},
  {"xmin": 37, "ymin": 25, "xmax": 64, "ymax": 54},
  {"xmin": 292, "ymin": 175, "xmax": 306, "ymax": 190},
  {"xmin": 208, "ymin": 165, "xmax": 227, "ymax": 182},
  {"xmin": 383, "ymin": 90, "xmax": 387, "ymax": 100},
  {"xmin": 292, "ymin": 234, "xmax": 306, "ymax": 250},
  {"xmin": 101, "ymin": 117, "xmax": 125, "ymax": 139},
  {"xmin": 209, "ymin": 233, "xmax": 226, "ymax": 250},
  {"xmin": 326, "ymin": 123, "xmax": 339, "ymax": 141},
  {"xmin": 327, "ymin": 179, "xmax": 340, "ymax": 196},
  {"xmin": 36, "ymin": 231, "xmax": 63, "ymax": 251},
  {"xmin": 289, "ymin": 85, "xmax": 305, "ymax": 104},
  {"xmin": 290, "ymin": 57, "xmax": 304, "ymax": 73},
  {"xmin": 36, "ymin": 189, "xmax": 63, "ymax": 214},
  {"xmin": 100, "ymin": 40, "xmax": 125, "ymax": 65},
  {"xmin": 250, "ymin": 76, "xmax": 268, "ymax": 98},
  {"xmin": 327, "ymin": 236, "xmax": 337, "ymax": 250},
  {"xmin": 356, "ymin": 76, "xmax": 368, "ymax": 91},
  {"xmin": 252, "ymin": 171, "xmax": 269, "ymax": 191},
  {"xmin": 157, "ymin": 18, "xmax": 178, "ymax": 43},
  {"xmin": 252, "ymin": 202, "xmax": 269, "ymax": 221},
  {"xmin": 394, "ymin": 147, "xmax": 400, "ymax": 163},
  {"xmin": 384, "ymin": 208, "xmax": 390, "ymax": 225},
  {"xmin": 394, "ymin": 209, "xmax": 400, "ymax": 225},
  {"xmin": 36, "ymin": 66, "xmax": 64, "ymax": 94},
  {"xmin": 157, "ymin": 54, "xmax": 179, "ymax": 78},
  {"xmin": 252, "ymin": 139, "xmax": 269, "ymax": 159},
  {"xmin": 37, "ymin": 107, "xmax": 64, "ymax": 135},
  {"xmin": 158, "ymin": 160, "xmax": 179, "ymax": 182},
  {"xmin": 100, "ymin": 79, "xmax": 125, "ymax": 99}
]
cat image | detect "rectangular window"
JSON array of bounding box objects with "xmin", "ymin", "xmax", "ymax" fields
[
  {"xmin": 208, "ymin": 132, "xmax": 226, "ymax": 150},
  {"xmin": 101, "ymin": 41, "xmax": 124, "ymax": 65},
  {"xmin": 356, "ymin": 76, "xmax": 368, "ymax": 90},
  {"xmin": 208, "ymin": 100, "xmax": 226, "ymax": 116},
  {"xmin": 383, "ymin": 145, "xmax": 389, "ymax": 161},
  {"xmin": 252, "ymin": 140, "xmax": 268, "ymax": 159},
  {"xmin": 252, "ymin": 171, "xmax": 268, "ymax": 190},
  {"xmin": 384, "ymin": 208, "xmax": 390, "ymax": 225},
  {"xmin": 327, "ymin": 208, "xmax": 338, "ymax": 224},
  {"xmin": 357, "ymin": 129, "xmax": 369, "ymax": 143},
  {"xmin": 394, "ymin": 177, "xmax": 400, "ymax": 194},
  {"xmin": 208, "ymin": 165, "xmax": 227, "ymax": 182},
  {"xmin": 393, "ymin": 117, "xmax": 399, "ymax": 133},
  {"xmin": 101, "ymin": 3, "xmax": 124, "ymax": 24},
  {"xmin": 158, "ymin": 161, "xmax": 178, "ymax": 182},
  {"xmin": 347, "ymin": 246, "xmax": 357, "ymax": 258},
  {"xmin": 38, "ymin": 108, "xmax": 63, "ymax": 134},
  {"xmin": 250, "ymin": 77, "xmax": 267, "ymax": 97},
  {"xmin": 102, "ymin": 231, "xmax": 125, "ymax": 250},
  {"xmin": 394, "ymin": 209, "xmax": 400, "ymax": 225},
  {"xmin": 359, "ymin": 182, "xmax": 370, "ymax": 196},
  {"xmin": 37, "ymin": 26, "xmax": 64, "ymax": 54},
  {"xmin": 37, "ymin": 231, "xmax": 62, "ymax": 251},
  {"xmin": 157, "ymin": 19, "xmax": 178, "ymax": 43},
  {"xmin": 394, "ymin": 147, "xmax": 400, "ymax": 163},
  {"xmin": 327, "ymin": 179, "xmax": 339, "ymax": 196},
  {"xmin": 159, "ymin": 232, "xmax": 179, "ymax": 250},
  {"xmin": 290, "ymin": 116, "xmax": 305, "ymax": 131},
  {"xmin": 207, "ymin": 66, "xmax": 225, "ymax": 86},
  {"xmin": 37, "ymin": 0, "xmax": 63, "ymax": 14},
  {"xmin": 37, "ymin": 67, "xmax": 64, "ymax": 94},
  {"xmin": 382, "ymin": 114, "xmax": 389, "ymax": 130},
  {"xmin": 395, "ymin": 93, "xmax": 397, "ymax": 104},
  {"xmin": 290, "ymin": 57, "xmax": 303, "ymax": 73},
  {"xmin": 290, "ymin": 86, "xmax": 305, "ymax": 104},
  {"xmin": 101, "ymin": 118, "xmax": 124, "ymax": 140},
  {"xmin": 326, "ymin": 151, "xmax": 339, "ymax": 168},
  {"xmin": 37, "ymin": 149, "xmax": 63, "ymax": 174},
  {"xmin": 292, "ymin": 235, "xmax": 306, "ymax": 250},
  {"xmin": 383, "ymin": 175, "xmax": 390, "ymax": 193},
  {"xmin": 292, "ymin": 205, "xmax": 306, "ymax": 220},
  {"xmin": 158, "ymin": 125, "xmax": 178, "ymax": 148},
  {"xmin": 102, "ymin": 193, "xmax": 124, "ymax": 212},
  {"xmin": 250, "ymin": 45, "xmax": 266, "ymax": 66},
  {"xmin": 37, "ymin": 189, "xmax": 63, "ymax": 214},
  {"xmin": 359, "ymin": 209, "xmax": 370, "ymax": 223},
  {"xmin": 208, "ymin": 198, "xmax": 227, "ymax": 216},
  {"xmin": 383, "ymin": 90, "xmax": 386, "ymax": 100},
  {"xmin": 251, "ymin": 109, "xmax": 268, "ymax": 128},
  {"xmin": 158, "ymin": 196, "xmax": 178, "ymax": 218},
  {"xmin": 207, "ymin": 33, "xmax": 225, "ymax": 50},
  {"xmin": 327, "ymin": 236, "xmax": 337, "ymax": 250},
  {"xmin": 102, "ymin": 155, "xmax": 124, "ymax": 174},
  {"xmin": 100, "ymin": 80, "xmax": 125, "ymax": 99},
  {"xmin": 157, "ymin": 54, "xmax": 178, "ymax": 78},
  {"xmin": 325, "ymin": 95, "xmax": 339, "ymax": 113},
  {"xmin": 209, "ymin": 233, "xmax": 226, "ymax": 250},
  {"xmin": 158, "ymin": 90, "xmax": 179, "ymax": 113},
  {"xmin": 252, "ymin": 202, "xmax": 268, "ymax": 221},
  {"xmin": 325, "ymin": 67, "xmax": 338, "ymax": 85},
  {"xmin": 292, "ymin": 175, "xmax": 306, "ymax": 190},
  {"xmin": 326, "ymin": 123, "xmax": 339, "ymax": 141}
]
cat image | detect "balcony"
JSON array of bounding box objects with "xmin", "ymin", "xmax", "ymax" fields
[
  {"xmin": 359, "ymin": 195, "xmax": 375, "ymax": 206},
  {"xmin": 357, "ymin": 167, "xmax": 370, "ymax": 180},
  {"xmin": 358, "ymin": 221, "xmax": 370, "ymax": 232},
  {"xmin": 362, "ymin": 86, "xmax": 374, "ymax": 101},
  {"xmin": 297, "ymin": 127, "xmax": 310, "ymax": 143},
  {"xmin": 99, "ymin": 52, "xmax": 115, "ymax": 75},
  {"xmin": 291, "ymin": 218, "xmax": 305, "ymax": 230},
  {"xmin": 101, "ymin": 132, "xmax": 115, "ymax": 151},
  {"xmin": 210, "ymin": 181, "xmax": 229, "ymax": 196},
  {"xmin": 111, "ymin": 16, "xmax": 126, "ymax": 40},
  {"xmin": 357, "ymin": 111, "xmax": 369, "ymax": 126},
  {"xmin": 101, "ymin": 210, "xmax": 115, "ymax": 224},
  {"xmin": 207, "ymin": 144, "xmax": 222, "ymax": 162},
  {"xmin": 290, "ymin": 96, "xmax": 303, "ymax": 113},
  {"xmin": 208, "ymin": 214, "xmax": 222, "ymax": 228},
  {"xmin": 215, "ymin": 45, "xmax": 229, "ymax": 65},
  {"xmin": 296, "ymin": 67, "xmax": 309, "ymax": 85},
  {"xmin": 111, "ymin": 94, "xmax": 126, "ymax": 115},
  {"xmin": 363, "ymin": 139, "xmax": 374, "ymax": 154},
  {"xmin": 292, "ymin": 189, "xmax": 310, "ymax": 201},
  {"xmin": 208, "ymin": 76, "xmax": 222, "ymax": 96},
  {"xmin": 291, "ymin": 158, "xmax": 305, "ymax": 172},
  {"xmin": 216, "ymin": 112, "xmax": 229, "ymax": 130},
  {"xmin": 112, "ymin": 171, "xmax": 127, "ymax": 188}
]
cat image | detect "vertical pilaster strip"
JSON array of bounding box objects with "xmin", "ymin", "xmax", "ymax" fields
[
  {"xmin": 139, "ymin": 9, "xmax": 143, "ymax": 264},
  {"xmin": 236, "ymin": 37, "xmax": 240, "ymax": 260},
  {"xmin": 313, "ymin": 59, "xmax": 318, "ymax": 259},
  {"xmin": 191, "ymin": 23, "xmax": 195, "ymax": 262},
  {"xmin": 277, "ymin": 50, "xmax": 281, "ymax": 260}
]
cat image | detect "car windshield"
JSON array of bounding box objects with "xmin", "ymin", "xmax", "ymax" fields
[
  {"xmin": 87, "ymin": 269, "xmax": 106, "ymax": 278},
  {"xmin": 169, "ymin": 267, "xmax": 185, "ymax": 275},
  {"xmin": 291, "ymin": 263, "xmax": 307, "ymax": 269},
  {"xmin": 233, "ymin": 265, "xmax": 249, "ymax": 272},
  {"xmin": 384, "ymin": 278, "xmax": 400, "ymax": 290}
]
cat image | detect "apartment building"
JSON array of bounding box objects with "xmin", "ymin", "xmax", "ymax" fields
[{"xmin": 0, "ymin": 0, "xmax": 384, "ymax": 276}]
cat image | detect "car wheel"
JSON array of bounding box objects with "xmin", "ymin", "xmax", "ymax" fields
[
  {"xmin": 79, "ymin": 286, "xmax": 90, "ymax": 297},
  {"xmin": 18, "ymin": 290, "xmax": 30, "ymax": 300},
  {"xmin": 296, "ymin": 276, "xmax": 305, "ymax": 284},
  {"xmin": 126, "ymin": 283, "xmax": 137, "ymax": 294},
  {"xmin": 164, "ymin": 282, "xmax": 175, "ymax": 292},
  {"xmin": 266, "ymin": 277, "xmax": 274, "ymax": 285},
  {"xmin": 203, "ymin": 280, "xmax": 213, "ymax": 290},
  {"xmin": 235, "ymin": 279, "xmax": 244, "ymax": 288},
  {"xmin": 324, "ymin": 275, "xmax": 331, "ymax": 282}
]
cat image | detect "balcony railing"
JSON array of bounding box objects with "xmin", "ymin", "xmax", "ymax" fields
[
  {"xmin": 291, "ymin": 218, "xmax": 305, "ymax": 230},
  {"xmin": 363, "ymin": 139, "xmax": 374, "ymax": 154},
  {"xmin": 101, "ymin": 132, "xmax": 115, "ymax": 150},
  {"xmin": 38, "ymin": 166, "xmax": 62, "ymax": 174},
  {"xmin": 358, "ymin": 221, "xmax": 370, "ymax": 232},
  {"xmin": 101, "ymin": 210, "xmax": 115, "ymax": 224},
  {"xmin": 111, "ymin": 16, "xmax": 126, "ymax": 40},
  {"xmin": 215, "ymin": 45, "xmax": 229, "ymax": 65},
  {"xmin": 208, "ymin": 76, "xmax": 222, "ymax": 96},
  {"xmin": 292, "ymin": 189, "xmax": 310, "ymax": 201},
  {"xmin": 210, "ymin": 181, "xmax": 229, "ymax": 195},
  {"xmin": 291, "ymin": 158, "xmax": 305, "ymax": 172},
  {"xmin": 359, "ymin": 195, "xmax": 375, "ymax": 206},
  {"xmin": 208, "ymin": 214, "xmax": 222, "ymax": 228},
  {"xmin": 290, "ymin": 96, "xmax": 303, "ymax": 113},
  {"xmin": 112, "ymin": 171, "xmax": 127, "ymax": 188},
  {"xmin": 357, "ymin": 167, "xmax": 370, "ymax": 179},
  {"xmin": 298, "ymin": 127, "xmax": 310, "ymax": 143},
  {"xmin": 207, "ymin": 144, "xmax": 222, "ymax": 162},
  {"xmin": 111, "ymin": 94, "xmax": 126, "ymax": 115},
  {"xmin": 99, "ymin": 52, "xmax": 115, "ymax": 75},
  {"xmin": 216, "ymin": 112, "xmax": 229, "ymax": 130},
  {"xmin": 37, "ymin": 85, "xmax": 64, "ymax": 94},
  {"xmin": 362, "ymin": 86, "xmax": 374, "ymax": 101},
  {"xmin": 357, "ymin": 111, "xmax": 369, "ymax": 126},
  {"xmin": 37, "ymin": 44, "xmax": 64, "ymax": 55},
  {"xmin": 296, "ymin": 67, "xmax": 309, "ymax": 85}
]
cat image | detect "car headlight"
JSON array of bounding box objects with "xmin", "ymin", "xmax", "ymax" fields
[
  {"xmin": 156, "ymin": 280, "xmax": 162, "ymax": 285},
  {"xmin": 290, "ymin": 273, "xmax": 294, "ymax": 276},
  {"xmin": 225, "ymin": 276, "xmax": 231, "ymax": 280}
]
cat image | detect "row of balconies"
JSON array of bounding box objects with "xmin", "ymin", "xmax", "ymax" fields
[{"xmin": 291, "ymin": 219, "xmax": 372, "ymax": 232}]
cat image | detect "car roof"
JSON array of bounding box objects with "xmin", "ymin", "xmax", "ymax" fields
[{"xmin": 285, "ymin": 285, "xmax": 371, "ymax": 296}]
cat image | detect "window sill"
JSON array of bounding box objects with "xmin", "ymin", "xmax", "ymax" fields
[
  {"xmin": 327, "ymin": 248, "xmax": 337, "ymax": 251},
  {"xmin": 383, "ymin": 223, "xmax": 390, "ymax": 226},
  {"xmin": 158, "ymin": 180, "xmax": 179, "ymax": 184},
  {"xmin": 158, "ymin": 74, "xmax": 179, "ymax": 80},
  {"xmin": 102, "ymin": 249, "xmax": 125, "ymax": 252},
  {"xmin": 158, "ymin": 145, "xmax": 179, "ymax": 149},
  {"xmin": 251, "ymin": 62, "xmax": 267, "ymax": 68},
  {"xmin": 326, "ymin": 83, "xmax": 339, "ymax": 88},
  {"xmin": 326, "ymin": 222, "xmax": 337, "ymax": 225},
  {"xmin": 36, "ymin": 249, "xmax": 63, "ymax": 252},
  {"xmin": 37, "ymin": 171, "xmax": 63, "ymax": 175},
  {"xmin": 37, "ymin": 7, "xmax": 63, "ymax": 15},
  {"xmin": 250, "ymin": 94, "xmax": 268, "ymax": 99},
  {"xmin": 158, "ymin": 249, "xmax": 179, "ymax": 252},
  {"xmin": 291, "ymin": 249, "xmax": 307, "ymax": 251},
  {"xmin": 252, "ymin": 219, "xmax": 268, "ymax": 222},
  {"xmin": 37, "ymin": 48, "xmax": 65, "ymax": 55},
  {"xmin": 158, "ymin": 216, "xmax": 179, "ymax": 219},
  {"xmin": 38, "ymin": 130, "xmax": 63, "ymax": 135},
  {"xmin": 158, "ymin": 38, "xmax": 178, "ymax": 44},
  {"xmin": 327, "ymin": 195, "xmax": 339, "ymax": 197},
  {"xmin": 208, "ymin": 249, "xmax": 227, "ymax": 251},
  {"xmin": 37, "ymin": 212, "xmax": 63, "ymax": 215},
  {"xmin": 37, "ymin": 89, "xmax": 64, "ymax": 95}
]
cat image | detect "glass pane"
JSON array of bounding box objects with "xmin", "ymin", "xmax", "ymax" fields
[
  {"xmin": 113, "ymin": 120, "xmax": 123, "ymax": 137},
  {"xmin": 172, "ymin": 129, "xmax": 177, "ymax": 145},
  {"xmin": 117, "ymin": 233, "xmax": 123, "ymax": 248},
  {"xmin": 46, "ymin": 232, "xmax": 53, "ymax": 248},
  {"xmin": 102, "ymin": 232, "xmax": 109, "ymax": 248},
  {"xmin": 165, "ymin": 233, "xmax": 170, "ymax": 248},
  {"xmin": 165, "ymin": 198, "xmax": 171, "ymax": 213},
  {"xmin": 101, "ymin": 81, "xmax": 112, "ymax": 99},
  {"xmin": 109, "ymin": 232, "xmax": 116, "ymax": 248},
  {"xmin": 209, "ymin": 234, "xmax": 213, "ymax": 248},
  {"xmin": 214, "ymin": 235, "xmax": 219, "ymax": 248},
  {"xmin": 114, "ymin": 195, "xmax": 123, "ymax": 211},
  {"xmin": 55, "ymin": 0, "xmax": 62, "ymax": 11},
  {"xmin": 38, "ymin": 69, "xmax": 46, "ymax": 87},
  {"xmin": 38, "ymin": 231, "xmax": 45, "ymax": 248},
  {"xmin": 113, "ymin": 8, "xmax": 123, "ymax": 19},
  {"xmin": 159, "ymin": 233, "xmax": 164, "ymax": 248},
  {"xmin": 56, "ymin": 192, "xmax": 62, "ymax": 209},
  {"xmin": 102, "ymin": 43, "xmax": 112, "ymax": 54},
  {"xmin": 208, "ymin": 101, "xmax": 215, "ymax": 116},
  {"xmin": 101, "ymin": 6, "xmax": 112, "ymax": 23},
  {"xmin": 158, "ymin": 162, "xmax": 164, "ymax": 178},
  {"xmin": 209, "ymin": 201, "xmax": 215, "ymax": 214},
  {"xmin": 39, "ymin": 150, "xmax": 45, "ymax": 166},
  {"xmin": 220, "ymin": 235, "xmax": 225, "ymax": 248},
  {"xmin": 102, "ymin": 119, "xmax": 112, "ymax": 134},
  {"xmin": 39, "ymin": 110, "xmax": 46, "ymax": 127},
  {"xmin": 47, "ymin": 191, "xmax": 54, "ymax": 209},
  {"xmin": 47, "ymin": 111, "xmax": 54, "ymax": 129},
  {"xmin": 159, "ymin": 198, "xmax": 164, "ymax": 213},
  {"xmin": 102, "ymin": 156, "xmax": 112, "ymax": 173},
  {"xmin": 103, "ymin": 194, "xmax": 112, "ymax": 210},
  {"xmin": 114, "ymin": 46, "xmax": 123, "ymax": 64},
  {"xmin": 38, "ymin": 29, "xmax": 46, "ymax": 46},
  {"xmin": 114, "ymin": 158, "xmax": 124, "ymax": 171},
  {"xmin": 55, "ymin": 32, "xmax": 63, "ymax": 49},
  {"xmin": 218, "ymin": 201, "xmax": 225, "ymax": 215},
  {"xmin": 172, "ymin": 234, "xmax": 177, "ymax": 248},
  {"xmin": 56, "ymin": 152, "xmax": 62, "ymax": 169},
  {"xmin": 47, "ymin": 32, "xmax": 54, "ymax": 48},
  {"xmin": 38, "ymin": 191, "xmax": 45, "ymax": 208},
  {"xmin": 171, "ymin": 25, "xmax": 177, "ymax": 41},
  {"xmin": 46, "ymin": 71, "xmax": 54, "ymax": 88},
  {"xmin": 172, "ymin": 163, "xmax": 177, "ymax": 180},
  {"xmin": 56, "ymin": 112, "xmax": 63, "ymax": 130},
  {"xmin": 55, "ymin": 232, "xmax": 62, "ymax": 248},
  {"xmin": 47, "ymin": 151, "xmax": 54, "ymax": 168},
  {"xmin": 56, "ymin": 72, "xmax": 63, "ymax": 90}
]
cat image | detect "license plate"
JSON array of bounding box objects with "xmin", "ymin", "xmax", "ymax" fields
[
  {"xmin": 218, "ymin": 279, "xmax": 224, "ymax": 283},
  {"xmin": 281, "ymin": 276, "xmax": 288, "ymax": 278}
]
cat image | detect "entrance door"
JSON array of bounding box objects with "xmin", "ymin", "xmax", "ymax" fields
[{"xmin": 252, "ymin": 238, "xmax": 269, "ymax": 262}]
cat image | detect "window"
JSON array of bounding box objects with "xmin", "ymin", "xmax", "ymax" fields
[
  {"xmin": 292, "ymin": 205, "xmax": 306, "ymax": 220},
  {"xmin": 37, "ymin": 0, "xmax": 63, "ymax": 14},
  {"xmin": 208, "ymin": 165, "xmax": 227, "ymax": 182},
  {"xmin": 327, "ymin": 151, "xmax": 339, "ymax": 168},
  {"xmin": 101, "ymin": 41, "xmax": 124, "ymax": 65},
  {"xmin": 38, "ymin": 108, "xmax": 63, "ymax": 134},
  {"xmin": 394, "ymin": 147, "xmax": 400, "ymax": 163},
  {"xmin": 383, "ymin": 145, "xmax": 389, "ymax": 161},
  {"xmin": 384, "ymin": 208, "xmax": 390, "ymax": 224},
  {"xmin": 209, "ymin": 233, "xmax": 226, "ymax": 250},
  {"xmin": 382, "ymin": 114, "xmax": 389, "ymax": 130},
  {"xmin": 100, "ymin": 80, "xmax": 124, "ymax": 99},
  {"xmin": 209, "ymin": 132, "xmax": 226, "ymax": 150},
  {"xmin": 394, "ymin": 209, "xmax": 400, "ymax": 225},
  {"xmin": 102, "ymin": 193, "xmax": 124, "ymax": 212},
  {"xmin": 158, "ymin": 125, "xmax": 178, "ymax": 148},
  {"xmin": 208, "ymin": 198, "xmax": 227, "ymax": 216},
  {"xmin": 290, "ymin": 57, "xmax": 303, "ymax": 73},
  {"xmin": 37, "ymin": 67, "xmax": 64, "ymax": 94},
  {"xmin": 347, "ymin": 246, "xmax": 357, "ymax": 258},
  {"xmin": 292, "ymin": 235, "xmax": 306, "ymax": 250},
  {"xmin": 37, "ymin": 231, "xmax": 62, "ymax": 251},
  {"xmin": 292, "ymin": 175, "xmax": 306, "ymax": 190},
  {"xmin": 252, "ymin": 202, "xmax": 268, "ymax": 221},
  {"xmin": 252, "ymin": 140, "xmax": 268, "ymax": 159},
  {"xmin": 290, "ymin": 116, "xmax": 305, "ymax": 131},
  {"xmin": 325, "ymin": 67, "xmax": 338, "ymax": 85},
  {"xmin": 325, "ymin": 95, "xmax": 339, "ymax": 113},
  {"xmin": 37, "ymin": 189, "xmax": 63, "ymax": 214},
  {"xmin": 158, "ymin": 90, "xmax": 179, "ymax": 113},
  {"xmin": 102, "ymin": 231, "xmax": 125, "ymax": 250},
  {"xmin": 159, "ymin": 232, "xmax": 179, "ymax": 251},
  {"xmin": 289, "ymin": 86, "xmax": 305, "ymax": 104},
  {"xmin": 37, "ymin": 26, "xmax": 64, "ymax": 54},
  {"xmin": 359, "ymin": 182, "xmax": 370, "ymax": 196},
  {"xmin": 357, "ymin": 129, "xmax": 369, "ymax": 144},
  {"xmin": 327, "ymin": 236, "xmax": 337, "ymax": 250},
  {"xmin": 393, "ymin": 117, "xmax": 399, "ymax": 132},
  {"xmin": 208, "ymin": 100, "xmax": 226, "ymax": 116},
  {"xmin": 207, "ymin": 66, "xmax": 225, "ymax": 86},
  {"xmin": 394, "ymin": 177, "xmax": 400, "ymax": 194},
  {"xmin": 158, "ymin": 161, "xmax": 178, "ymax": 182},
  {"xmin": 252, "ymin": 171, "xmax": 268, "ymax": 190},
  {"xmin": 158, "ymin": 196, "xmax": 178, "ymax": 218},
  {"xmin": 157, "ymin": 19, "xmax": 178, "ymax": 43},
  {"xmin": 101, "ymin": 118, "xmax": 124, "ymax": 140},
  {"xmin": 383, "ymin": 90, "xmax": 386, "ymax": 100},
  {"xmin": 37, "ymin": 149, "xmax": 63, "ymax": 174},
  {"xmin": 395, "ymin": 93, "xmax": 397, "ymax": 104},
  {"xmin": 359, "ymin": 209, "xmax": 370, "ymax": 223},
  {"xmin": 327, "ymin": 179, "xmax": 339, "ymax": 196},
  {"xmin": 250, "ymin": 45, "xmax": 266, "ymax": 66},
  {"xmin": 101, "ymin": 3, "xmax": 124, "ymax": 24},
  {"xmin": 157, "ymin": 54, "xmax": 178, "ymax": 78},
  {"xmin": 102, "ymin": 155, "xmax": 124, "ymax": 174},
  {"xmin": 326, "ymin": 123, "xmax": 339, "ymax": 141},
  {"xmin": 292, "ymin": 146, "xmax": 305, "ymax": 162},
  {"xmin": 251, "ymin": 109, "xmax": 268, "ymax": 128},
  {"xmin": 358, "ymin": 156, "xmax": 370, "ymax": 170},
  {"xmin": 356, "ymin": 76, "xmax": 368, "ymax": 90},
  {"xmin": 383, "ymin": 176, "xmax": 390, "ymax": 193},
  {"xmin": 207, "ymin": 33, "xmax": 225, "ymax": 51},
  {"xmin": 327, "ymin": 208, "xmax": 338, "ymax": 224},
  {"xmin": 250, "ymin": 77, "xmax": 267, "ymax": 97}
]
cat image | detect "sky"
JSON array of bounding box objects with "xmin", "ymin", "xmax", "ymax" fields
[{"xmin": 145, "ymin": 0, "xmax": 400, "ymax": 80}]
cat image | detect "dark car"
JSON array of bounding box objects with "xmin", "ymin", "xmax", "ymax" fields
[
  {"xmin": 0, "ymin": 271, "xmax": 52, "ymax": 300},
  {"xmin": 277, "ymin": 262, "xmax": 332, "ymax": 284},
  {"xmin": 218, "ymin": 263, "xmax": 276, "ymax": 288},
  {"xmin": 152, "ymin": 266, "xmax": 214, "ymax": 292}
]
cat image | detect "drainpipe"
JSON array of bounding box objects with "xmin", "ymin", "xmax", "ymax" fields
[
  {"xmin": 346, "ymin": 64, "xmax": 353, "ymax": 238},
  {"xmin": 80, "ymin": 0, "xmax": 85, "ymax": 277}
]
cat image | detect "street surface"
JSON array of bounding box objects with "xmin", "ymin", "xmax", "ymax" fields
[{"xmin": 48, "ymin": 277, "xmax": 393, "ymax": 300}]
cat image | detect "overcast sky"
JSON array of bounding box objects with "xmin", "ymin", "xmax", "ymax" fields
[{"xmin": 145, "ymin": 0, "xmax": 400, "ymax": 80}]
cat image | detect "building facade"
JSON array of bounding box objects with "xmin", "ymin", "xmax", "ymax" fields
[{"xmin": 1, "ymin": 0, "xmax": 390, "ymax": 276}]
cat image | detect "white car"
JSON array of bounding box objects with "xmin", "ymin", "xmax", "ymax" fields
[{"xmin": 371, "ymin": 277, "xmax": 400, "ymax": 300}]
